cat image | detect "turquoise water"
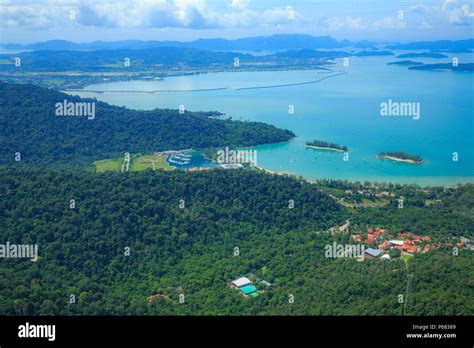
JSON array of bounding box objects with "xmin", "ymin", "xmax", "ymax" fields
[
  {"xmin": 69, "ymin": 53, "xmax": 474, "ymax": 186},
  {"xmin": 168, "ymin": 152, "xmax": 216, "ymax": 170}
]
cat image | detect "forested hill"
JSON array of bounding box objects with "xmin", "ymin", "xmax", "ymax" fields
[
  {"xmin": 0, "ymin": 167, "xmax": 344, "ymax": 315},
  {"xmin": 0, "ymin": 82, "xmax": 294, "ymax": 166},
  {"xmin": 1, "ymin": 167, "xmax": 472, "ymax": 315}
]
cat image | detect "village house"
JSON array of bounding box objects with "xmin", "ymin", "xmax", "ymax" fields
[
  {"xmin": 395, "ymin": 242, "xmax": 418, "ymax": 253},
  {"xmin": 351, "ymin": 227, "xmax": 436, "ymax": 259},
  {"xmin": 389, "ymin": 240, "xmax": 404, "ymax": 247}
]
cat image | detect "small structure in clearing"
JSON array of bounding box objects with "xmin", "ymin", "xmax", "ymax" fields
[{"xmin": 229, "ymin": 276, "xmax": 263, "ymax": 298}]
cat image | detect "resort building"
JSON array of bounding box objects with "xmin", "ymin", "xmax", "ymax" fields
[
  {"xmin": 239, "ymin": 284, "xmax": 258, "ymax": 296},
  {"xmin": 220, "ymin": 163, "xmax": 244, "ymax": 170},
  {"xmin": 364, "ymin": 248, "xmax": 382, "ymax": 259},
  {"xmin": 229, "ymin": 276, "xmax": 262, "ymax": 298},
  {"xmin": 230, "ymin": 277, "xmax": 252, "ymax": 288},
  {"xmin": 352, "ymin": 228, "xmax": 436, "ymax": 259},
  {"xmin": 389, "ymin": 240, "xmax": 404, "ymax": 247}
]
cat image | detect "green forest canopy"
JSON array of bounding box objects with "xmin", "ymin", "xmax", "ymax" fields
[
  {"xmin": 0, "ymin": 167, "xmax": 472, "ymax": 315},
  {"xmin": 0, "ymin": 82, "xmax": 294, "ymax": 166},
  {"xmin": 0, "ymin": 82, "xmax": 472, "ymax": 316}
]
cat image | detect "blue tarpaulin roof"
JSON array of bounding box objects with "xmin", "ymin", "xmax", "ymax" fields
[{"xmin": 239, "ymin": 284, "xmax": 257, "ymax": 295}]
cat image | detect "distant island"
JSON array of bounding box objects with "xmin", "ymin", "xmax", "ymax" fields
[
  {"xmin": 306, "ymin": 140, "xmax": 348, "ymax": 152},
  {"xmin": 385, "ymin": 39, "xmax": 474, "ymax": 51},
  {"xmin": 396, "ymin": 52, "xmax": 448, "ymax": 59},
  {"xmin": 378, "ymin": 152, "xmax": 423, "ymax": 164},
  {"xmin": 431, "ymin": 48, "xmax": 472, "ymax": 53},
  {"xmin": 409, "ymin": 63, "xmax": 474, "ymax": 72},
  {"xmin": 387, "ymin": 60, "xmax": 423, "ymax": 66},
  {"xmin": 355, "ymin": 50, "xmax": 394, "ymax": 57}
]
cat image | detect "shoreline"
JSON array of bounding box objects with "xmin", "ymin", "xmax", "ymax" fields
[
  {"xmin": 65, "ymin": 69, "xmax": 344, "ymax": 94},
  {"xmin": 378, "ymin": 155, "xmax": 423, "ymax": 164},
  {"xmin": 253, "ymin": 165, "xmax": 296, "ymax": 177},
  {"xmin": 305, "ymin": 144, "xmax": 346, "ymax": 153},
  {"xmin": 235, "ymin": 72, "xmax": 347, "ymax": 91},
  {"xmin": 48, "ymin": 66, "xmax": 333, "ymax": 91},
  {"xmin": 252, "ymin": 165, "xmax": 471, "ymax": 188}
]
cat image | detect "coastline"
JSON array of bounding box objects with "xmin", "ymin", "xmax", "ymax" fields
[
  {"xmin": 53, "ymin": 66, "xmax": 333, "ymax": 91},
  {"xmin": 253, "ymin": 165, "xmax": 296, "ymax": 177},
  {"xmin": 379, "ymin": 155, "xmax": 423, "ymax": 164},
  {"xmin": 305, "ymin": 144, "xmax": 346, "ymax": 153},
  {"xmin": 252, "ymin": 164, "xmax": 472, "ymax": 188},
  {"xmin": 65, "ymin": 69, "xmax": 342, "ymax": 94},
  {"xmin": 62, "ymin": 67, "xmax": 468, "ymax": 188}
]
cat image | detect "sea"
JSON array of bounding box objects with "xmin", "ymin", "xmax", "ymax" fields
[{"xmin": 68, "ymin": 52, "xmax": 474, "ymax": 187}]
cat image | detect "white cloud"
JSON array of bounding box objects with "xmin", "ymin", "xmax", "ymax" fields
[
  {"xmin": 0, "ymin": 2, "xmax": 66, "ymax": 29},
  {"xmin": 420, "ymin": 20, "xmax": 432, "ymax": 29},
  {"xmin": 444, "ymin": 2, "xmax": 474, "ymax": 25},
  {"xmin": 462, "ymin": 4, "xmax": 474, "ymax": 17},
  {"xmin": 230, "ymin": 0, "xmax": 250, "ymax": 11},
  {"xmin": 441, "ymin": 0, "xmax": 456, "ymax": 12},
  {"xmin": 0, "ymin": 0, "xmax": 304, "ymax": 30},
  {"xmin": 1, "ymin": 0, "xmax": 472, "ymax": 39},
  {"xmin": 325, "ymin": 16, "xmax": 365, "ymax": 31},
  {"xmin": 262, "ymin": 6, "xmax": 301, "ymax": 25},
  {"xmin": 373, "ymin": 17, "xmax": 406, "ymax": 30},
  {"xmin": 399, "ymin": 1, "xmax": 472, "ymax": 31}
]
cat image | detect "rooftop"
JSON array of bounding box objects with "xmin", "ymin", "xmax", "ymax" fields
[
  {"xmin": 365, "ymin": 248, "xmax": 382, "ymax": 257},
  {"xmin": 239, "ymin": 284, "xmax": 257, "ymax": 295},
  {"xmin": 220, "ymin": 163, "xmax": 244, "ymax": 169},
  {"xmin": 231, "ymin": 277, "xmax": 251, "ymax": 288}
]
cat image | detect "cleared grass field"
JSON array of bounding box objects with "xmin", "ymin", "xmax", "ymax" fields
[
  {"xmin": 93, "ymin": 158, "xmax": 123, "ymax": 172},
  {"xmin": 94, "ymin": 154, "xmax": 174, "ymax": 172},
  {"xmin": 401, "ymin": 253, "xmax": 414, "ymax": 268},
  {"xmin": 132, "ymin": 154, "xmax": 175, "ymax": 171}
]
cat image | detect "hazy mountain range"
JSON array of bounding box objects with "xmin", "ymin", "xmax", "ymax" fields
[
  {"xmin": 1, "ymin": 34, "xmax": 352, "ymax": 51},
  {"xmin": 2, "ymin": 35, "xmax": 473, "ymax": 53}
]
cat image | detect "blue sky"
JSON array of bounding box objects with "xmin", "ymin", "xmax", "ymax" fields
[{"xmin": 0, "ymin": 0, "xmax": 473, "ymax": 43}]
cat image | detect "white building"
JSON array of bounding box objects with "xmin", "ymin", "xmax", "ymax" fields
[
  {"xmin": 230, "ymin": 277, "xmax": 251, "ymax": 288},
  {"xmin": 220, "ymin": 163, "xmax": 244, "ymax": 170}
]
